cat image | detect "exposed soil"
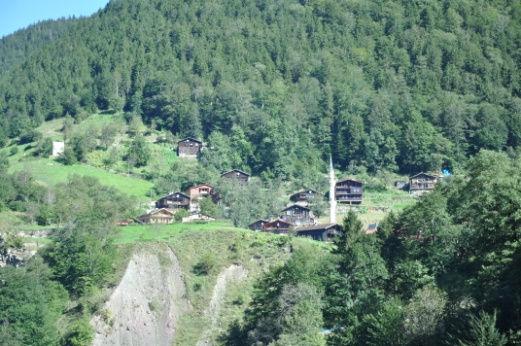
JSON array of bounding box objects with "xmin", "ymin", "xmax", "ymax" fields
[
  {"xmin": 91, "ymin": 245, "xmax": 191, "ymax": 346},
  {"xmin": 196, "ymin": 264, "xmax": 248, "ymax": 346}
]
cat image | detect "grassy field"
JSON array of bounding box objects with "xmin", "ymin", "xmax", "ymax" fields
[
  {"xmin": 9, "ymin": 158, "xmax": 153, "ymax": 199},
  {"xmin": 114, "ymin": 221, "xmax": 240, "ymax": 244}
]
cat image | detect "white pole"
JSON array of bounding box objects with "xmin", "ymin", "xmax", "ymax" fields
[{"xmin": 329, "ymin": 155, "xmax": 337, "ymax": 224}]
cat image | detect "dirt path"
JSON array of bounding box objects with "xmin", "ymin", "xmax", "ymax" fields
[
  {"xmin": 91, "ymin": 245, "xmax": 191, "ymax": 346},
  {"xmin": 196, "ymin": 264, "xmax": 247, "ymax": 346}
]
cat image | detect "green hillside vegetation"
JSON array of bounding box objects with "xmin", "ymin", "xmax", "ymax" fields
[
  {"xmin": 1, "ymin": 0, "xmax": 521, "ymax": 344},
  {"xmin": 0, "ymin": 0, "xmax": 520, "ymax": 180}
]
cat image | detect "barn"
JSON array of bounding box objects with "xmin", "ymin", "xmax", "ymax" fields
[
  {"xmin": 177, "ymin": 137, "xmax": 202, "ymax": 158},
  {"xmin": 156, "ymin": 192, "xmax": 191, "ymax": 209},
  {"xmin": 221, "ymin": 169, "xmax": 250, "ymax": 183}
]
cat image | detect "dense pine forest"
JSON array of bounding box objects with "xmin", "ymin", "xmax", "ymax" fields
[
  {"xmin": 1, "ymin": 0, "xmax": 521, "ymax": 345},
  {"xmin": 1, "ymin": 0, "xmax": 520, "ymax": 176}
]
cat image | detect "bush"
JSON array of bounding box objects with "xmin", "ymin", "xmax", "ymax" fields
[
  {"xmin": 61, "ymin": 317, "xmax": 93, "ymax": 346},
  {"xmin": 192, "ymin": 254, "xmax": 216, "ymax": 276},
  {"xmin": 34, "ymin": 137, "xmax": 53, "ymax": 157},
  {"xmin": 174, "ymin": 209, "xmax": 190, "ymax": 222},
  {"xmin": 18, "ymin": 130, "xmax": 42, "ymax": 144}
]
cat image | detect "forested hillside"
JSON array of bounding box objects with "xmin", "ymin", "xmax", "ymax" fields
[{"xmin": 1, "ymin": 0, "xmax": 520, "ymax": 177}]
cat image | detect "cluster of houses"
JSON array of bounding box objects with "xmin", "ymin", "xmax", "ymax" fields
[
  {"xmin": 137, "ymin": 167, "xmax": 251, "ymax": 224},
  {"xmin": 136, "ymin": 137, "xmax": 444, "ymax": 241},
  {"xmin": 247, "ymin": 175, "xmax": 364, "ymax": 241}
]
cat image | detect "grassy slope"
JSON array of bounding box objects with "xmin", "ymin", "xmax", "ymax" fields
[
  {"xmin": 4, "ymin": 114, "xmax": 166, "ymax": 200},
  {"xmin": 9, "ymin": 158, "xmax": 153, "ymax": 199},
  {"xmin": 115, "ymin": 222, "xmax": 329, "ymax": 345}
]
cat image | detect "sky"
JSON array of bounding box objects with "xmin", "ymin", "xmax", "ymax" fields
[{"xmin": 0, "ymin": 0, "xmax": 110, "ymax": 38}]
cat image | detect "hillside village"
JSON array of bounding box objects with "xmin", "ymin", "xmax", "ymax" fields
[{"xmin": 134, "ymin": 136, "xmax": 444, "ymax": 242}]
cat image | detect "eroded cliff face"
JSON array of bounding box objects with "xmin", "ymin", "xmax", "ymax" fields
[{"xmin": 91, "ymin": 245, "xmax": 191, "ymax": 346}]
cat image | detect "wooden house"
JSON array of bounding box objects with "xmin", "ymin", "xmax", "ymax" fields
[
  {"xmin": 138, "ymin": 208, "xmax": 174, "ymax": 224},
  {"xmin": 263, "ymin": 219, "xmax": 293, "ymax": 234},
  {"xmin": 280, "ymin": 205, "xmax": 316, "ymax": 226},
  {"xmin": 249, "ymin": 219, "xmax": 269, "ymax": 231},
  {"xmin": 221, "ymin": 169, "xmax": 250, "ymax": 183},
  {"xmin": 409, "ymin": 172, "xmax": 440, "ymax": 196},
  {"xmin": 294, "ymin": 223, "xmax": 342, "ymax": 242},
  {"xmin": 289, "ymin": 189, "xmax": 316, "ymax": 206},
  {"xmin": 177, "ymin": 137, "xmax": 202, "ymax": 158},
  {"xmin": 335, "ymin": 178, "xmax": 363, "ymax": 204},
  {"xmin": 156, "ymin": 192, "xmax": 191, "ymax": 209},
  {"xmin": 186, "ymin": 183, "xmax": 214, "ymax": 200}
]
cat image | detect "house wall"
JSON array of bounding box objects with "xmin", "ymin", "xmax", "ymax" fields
[{"xmin": 178, "ymin": 141, "xmax": 201, "ymax": 157}]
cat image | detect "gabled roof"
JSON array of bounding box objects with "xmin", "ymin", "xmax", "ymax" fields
[
  {"xmin": 178, "ymin": 137, "xmax": 202, "ymax": 144},
  {"xmin": 281, "ymin": 204, "xmax": 311, "ymax": 213},
  {"xmin": 336, "ymin": 178, "xmax": 362, "ymax": 184},
  {"xmin": 149, "ymin": 208, "xmax": 175, "ymax": 216},
  {"xmin": 409, "ymin": 172, "xmax": 440, "ymax": 179},
  {"xmin": 264, "ymin": 218, "xmax": 293, "ymax": 228},
  {"xmin": 221, "ymin": 169, "xmax": 251, "ymax": 177},
  {"xmin": 161, "ymin": 191, "xmax": 190, "ymax": 199},
  {"xmin": 249, "ymin": 219, "xmax": 268, "ymax": 227},
  {"xmin": 290, "ymin": 189, "xmax": 316, "ymax": 197},
  {"xmin": 294, "ymin": 223, "xmax": 340, "ymax": 232},
  {"xmin": 186, "ymin": 183, "xmax": 214, "ymax": 191}
]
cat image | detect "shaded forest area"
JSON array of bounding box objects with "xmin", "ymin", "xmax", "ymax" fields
[{"xmin": 1, "ymin": 0, "xmax": 520, "ymax": 178}]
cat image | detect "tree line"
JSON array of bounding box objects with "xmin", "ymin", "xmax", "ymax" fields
[{"xmin": 0, "ymin": 0, "xmax": 520, "ymax": 178}]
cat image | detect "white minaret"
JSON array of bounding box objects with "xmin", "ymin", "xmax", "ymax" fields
[{"xmin": 329, "ymin": 155, "xmax": 337, "ymax": 224}]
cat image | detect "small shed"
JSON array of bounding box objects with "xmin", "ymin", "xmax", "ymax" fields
[
  {"xmin": 138, "ymin": 208, "xmax": 174, "ymax": 224},
  {"xmin": 52, "ymin": 141, "xmax": 65, "ymax": 157},
  {"xmin": 280, "ymin": 204, "xmax": 316, "ymax": 226},
  {"xmin": 156, "ymin": 192, "xmax": 191, "ymax": 209},
  {"xmin": 221, "ymin": 169, "xmax": 250, "ymax": 183},
  {"xmin": 335, "ymin": 178, "xmax": 363, "ymax": 204},
  {"xmin": 177, "ymin": 137, "xmax": 202, "ymax": 158},
  {"xmin": 294, "ymin": 223, "xmax": 342, "ymax": 242}
]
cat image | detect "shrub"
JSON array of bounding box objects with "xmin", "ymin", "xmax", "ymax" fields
[
  {"xmin": 192, "ymin": 253, "xmax": 216, "ymax": 276},
  {"xmin": 19, "ymin": 130, "xmax": 42, "ymax": 144},
  {"xmin": 174, "ymin": 209, "xmax": 190, "ymax": 222}
]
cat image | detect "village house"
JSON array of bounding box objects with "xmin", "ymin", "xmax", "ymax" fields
[
  {"xmin": 335, "ymin": 178, "xmax": 363, "ymax": 204},
  {"xmin": 294, "ymin": 223, "xmax": 342, "ymax": 242},
  {"xmin": 289, "ymin": 189, "xmax": 316, "ymax": 207},
  {"xmin": 279, "ymin": 204, "xmax": 316, "ymax": 226},
  {"xmin": 156, "ymin": 192, "xmax": 191, "ymax": 210},
  {"xmin": 262, "ymin": 219, "xmax": 293, "ymax": 234},
  {"xmin": 177, "ymin": 137, "xmax": 202, "ymax": 158},
  {"xmin": 186, "ymin": 183, "xmax": 214, "ymax": 200},
  {"xmin": 248, "ymin": 219, "xmax": 269, "ymax": 231},
  {"xmin": 138, "ymin": 208, "xmax": 174, "ymax": 224},
  {"xmin": 409, "ymin": 172, "xmax": 440, "ymax": 196},
  {"xmin": 221, "ymin": 169, "xmax": 250, "ymax": 183}
]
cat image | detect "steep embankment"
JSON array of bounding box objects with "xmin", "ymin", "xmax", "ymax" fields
[
  {"xmin": 197, "ymin": 264, "xmax": 248, "ymax": 346},
  {"xmin": 91, "ymin": 245, "xmax": 191, "ymax": 346}
]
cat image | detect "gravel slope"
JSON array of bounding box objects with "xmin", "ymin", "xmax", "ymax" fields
[{"xmin": 91, "ymin": 245, "xmax": 191, "ymax": 346}]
